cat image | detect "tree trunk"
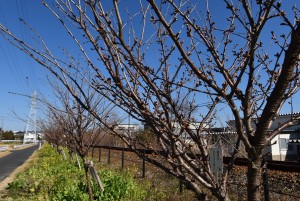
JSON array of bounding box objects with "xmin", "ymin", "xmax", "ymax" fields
[
  {"xmin": 197, "ymin": 192, "xmax": 207, "ymax": 201},
  {"xmin": 247, "ymin": 159, "xmax": 262, "ymax": 201},
  {"xmin": 83, "ymin": 159, "xmax": 94, "ymax": 201},
  {"xmin": 212, "ymin": 190, "xmax": 230, "ymax": 201},
  {"xmin": 188, "ymin": 182, "xmax": 229, "ymax": 201}
]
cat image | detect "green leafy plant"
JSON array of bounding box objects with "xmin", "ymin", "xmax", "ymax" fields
[{"xmin": 6, "ymin": 144, "xmax": 146, "ymax": 201}]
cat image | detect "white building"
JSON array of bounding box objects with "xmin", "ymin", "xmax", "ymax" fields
[
  {"xmin": 114, "ymin": 124, "xmax": 140, "ymax": 138},
  {"xmin": 171, "ymin": 122, "xmax": 209, "ymax": 139},
  {"xmin": 23, "ymin": 131, "xmax": 37, "ymax": 143},
  {"xmin": 265, "ymin": 113, "xmax": 300, "ymax": 161}
]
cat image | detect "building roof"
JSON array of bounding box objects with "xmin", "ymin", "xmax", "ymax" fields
[{"xmin": 278, "ymin": 112, "xmax": 300, "ymax": 117}]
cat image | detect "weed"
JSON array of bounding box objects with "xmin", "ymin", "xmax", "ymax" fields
[{"xmin": 5, "ymin": 144, "xmax": 146, "ymax": 201}]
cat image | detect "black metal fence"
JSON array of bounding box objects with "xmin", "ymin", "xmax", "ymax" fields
[
  {"xmin": 89, "ymin": 145, "xmax": 300, "ymax": 199},
  {"xmin": 91, "ymin": 145, "xmax": 300, "ymax": 172},
  {"xmin": 90, "ymin": 145, "xmax": 167, "ymax": 178},
  {"xmin": 89, "ymin": 145, "xmax": 185, "ymax": 193}
]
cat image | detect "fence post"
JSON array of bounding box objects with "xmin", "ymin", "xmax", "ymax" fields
[
  {"xmin": 92, "ymin": 147, "xmax": 95, "ymax": 158},
  {"xmin": 263, "ymin": 157, "xmax": 270, "ymax": 201},
  {"xmin": 121, "ymin": 148, "xmax": 125, "ymax": 169},
  {"xmin": 142, "ymin": 149, "xmax": 146, "ymax": 178},
  {"xmin": 108, "ymin": 148, "xmax": 111, "ymax": 165},
  {"xmin": 98, "ymin": 148, "xmax": 101, "ymax": 162},
  {"xmin": 179, "ymin": 180, "xmax": 183, "ymax": 194}
]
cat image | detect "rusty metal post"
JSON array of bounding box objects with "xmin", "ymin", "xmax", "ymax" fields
[
  {"xmin": 98, "ymin": 148, "xmax": 101, "ymax": 162},
  {"xmin": 108, "ymin": 148, "xmax": 111, "ymax": 164},
  {"xmin": 121, "ymin": 148, "xmax": 125, "ymax": 169},
  {"xmin": 179, "ymin": 180, "xmax": 183, "ymax": 194},
  {"xmin": 263, "ymin": 157, "xmax": 270, "ymax": 201},
  {"xmin": 142, "ymin": 149, "xmax": 146, "ymax": 178}
]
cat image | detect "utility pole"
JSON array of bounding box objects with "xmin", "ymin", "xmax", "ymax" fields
[
  {"xmin": 128, "ymin": 113, "xmax": 131, "ymax": 138},
  {"xmin": 0, "ymin": 119, "xmax": 3, "ymax": 142},
  {"xmin": 288, "ymin": 96, "xmax": 294, "ymax": 117},
  {"xmin": 291, "ymin": 96, "xmax": 293, "ymax": 115}
]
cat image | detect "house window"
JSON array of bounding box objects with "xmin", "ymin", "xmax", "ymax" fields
[{"xmin": 279, "ymin": 138, "xmax": 288, "ymax": 150}]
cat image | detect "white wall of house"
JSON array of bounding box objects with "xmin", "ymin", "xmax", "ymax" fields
[
  {"xmin": 23, "ymin": 132, "xmax": 37, "ymax": 143},
  {"xmin": 271, "ymin": 134, "xmax": 288, "ymax": 161},
  {"xmin": 269, "ymin": 133, "xmax": 300, "ymax": 161}
]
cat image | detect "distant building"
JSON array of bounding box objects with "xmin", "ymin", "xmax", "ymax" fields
[
  {"xmin": 216, "ymin": 113, "xmax": 300, "ymax": 161},
  {"xmin": 264, "ymin": 113, "xmax": 300, "ymax": 161},
  {"xmin": 114, "ymin": 124, "xmax": 140, "ymax": 138},
  {"xmin": 13, "ymin": 131, "xmax": 25, "ymax": 140},
  {"xmin": 171, "ymin": 122, "xmax": 209, "ymax": 140},
  {"xmin": 23, "ymin": 131, "xmax": 37, "ymax": 143},
  {"xmin": 208, "ymin": 130, "xmax": 238, "ymax": 156},
  {"xmin": 22, "ymin": 131, "xmax": 43, "ymax": 143}
]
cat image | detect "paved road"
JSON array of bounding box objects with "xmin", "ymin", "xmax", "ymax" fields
[{"xmin": 0, "ymin": 145, "xmax": 39, "ymax": 182}]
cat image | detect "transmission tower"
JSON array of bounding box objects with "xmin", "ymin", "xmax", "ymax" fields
[{"xmin": 23, "ymin": 91, "xmax": 37, "ymax": 144}]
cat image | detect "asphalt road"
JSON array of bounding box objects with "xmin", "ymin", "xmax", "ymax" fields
[{"xmin": 0, "ymin": 145, "xmax": 39, "ymax": 182}]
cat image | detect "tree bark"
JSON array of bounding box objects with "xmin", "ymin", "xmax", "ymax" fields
[
  {"xmin": 212, "ymin": 191, "xmax": 230, "ymax": 201},
  {"xmin": 188, "ymin": 182, "xmax": 229, "ymax": 201},
  {"xmin": 247, "ymin": 159, "xmax": 262, "ymax": 201}
]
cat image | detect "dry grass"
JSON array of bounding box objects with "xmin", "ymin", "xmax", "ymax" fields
[{"xmin": 89, "ymin": 148, "xmax": 200, "ymax": 201}]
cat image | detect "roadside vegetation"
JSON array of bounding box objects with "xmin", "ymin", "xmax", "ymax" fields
[
  {"xmin": 1, "ymin": 1, "xmax": 300, "ymax": 199},
  {"xmin": 1, "ymin": 144, "xmax": 197, "ymax": 201},
  {"xmin": 0, "ymin": 144, "xmax": 146, "ymax": 201}
]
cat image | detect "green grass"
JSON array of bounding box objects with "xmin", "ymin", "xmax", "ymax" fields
[{"xmin": 2, "ymin": 144, "xmax": 146, "ymax": 201}]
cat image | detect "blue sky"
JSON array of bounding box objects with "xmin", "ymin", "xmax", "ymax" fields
[
  {"xmin": 0, "ymin": 1, "xmax": 299, "ymax": 131},
  {"xmin": 0, "ymin": 0, "xmax": 55, "ymax": 131}
]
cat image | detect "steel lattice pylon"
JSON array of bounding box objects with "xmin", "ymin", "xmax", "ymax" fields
[{"xmin": 23, "ymin": 91, "xmax": 37, "ymax": 144}]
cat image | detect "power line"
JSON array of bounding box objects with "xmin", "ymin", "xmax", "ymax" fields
[
  {"xmin": 17, "ymin": 0, "xmax": 38, "ymax": 91},
  {"xmin": 0, "ymin": 2, "xmax": 27, "ymax": 93}
]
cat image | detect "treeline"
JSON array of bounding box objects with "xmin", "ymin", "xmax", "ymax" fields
[{"xmin": 0, "ymin": 130, "xmax": 22, "ymax": 140}]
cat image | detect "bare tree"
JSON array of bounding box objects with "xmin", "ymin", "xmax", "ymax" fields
[
  {"xmin": 1, "ymin": 1, "xmax": 300, "ymax": 200},
  {"xmin": 40, "ymin": 120, "xmax": 65, "ymax": 150},
  {"xmin": 40, "ymin": 80, "xmax": 118, "ymax": 200}
]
